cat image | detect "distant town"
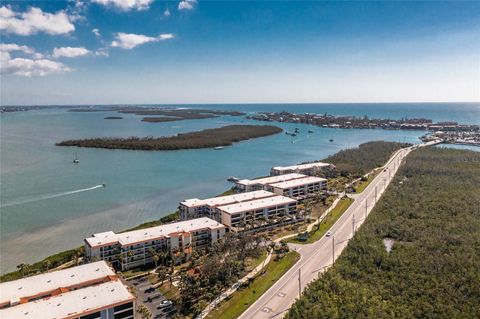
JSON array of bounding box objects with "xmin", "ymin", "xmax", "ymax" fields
[{"xmin": 247, "ymin": 111, "xmax": 480, "ymax": 146}]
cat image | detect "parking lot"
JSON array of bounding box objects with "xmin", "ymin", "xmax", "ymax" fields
[{"xmin": 128, "ymin": 276, "xmax": 176, "ymax": 319}]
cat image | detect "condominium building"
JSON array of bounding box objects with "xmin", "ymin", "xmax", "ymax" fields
[
  {"xmin": 217, "ymin": 195, "xmax": 297, "ymax": 231},
  {"xmin": 179, "ymin": 190, "xmax": 276, "ymax": 220},
  {"xmin": 268, "ymin": 176, "xmax": 327, "ymax": 199},
  {"xmin": 234, "ymin": 173, "xmax": 326, "ymax": 199},
  {"xmin": 0, "ymin": 261, "xmax": 134, "ymax": 319},
  {"xmin": 84, "ymin": 217, "xmax": 226, "ymax": 271},
  {"xmin": 234, "ymin": 173, "xmax": 306, "ymax": 192},
  {"xmin": 270, "ymin": 162, "xmax": 334, "ymax": 176}
]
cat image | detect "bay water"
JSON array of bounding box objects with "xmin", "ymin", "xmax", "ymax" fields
[{"xmin": 1, "ymin": 103, "xmax": 478, "ymax": 273}]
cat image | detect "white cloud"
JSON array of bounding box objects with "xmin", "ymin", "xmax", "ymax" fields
[
  {"xmin": 53, "ymin": 46, "xmax": 90, "ymax": 58},
  {"xmin": 92, "ymin": 28, "xmax": 101, "ymax": 38},
  {"xmin": 1, "ymin": 51, "xmax": 71, "ymax": 77},
  {"xmin": 95, "ymin": 48, "xmax": 109, "ymax": 57},
  {"xmin": 111, "ymin": 32, "xmax": 174, "ymax": 49},
  {"xmin": 158, "ymin": 34, "xmax": 174, "ymax": 40},
  {"xmin": 0, "ymin": 5, "xmax": 75, "ymax": 36},
  {"xmin": 0, "ymin": 43, "xmax": 35, "ymax": 55},
  {"xmin": 178, "ymin": 0, "xmax": 197, "ymax": 10},
  {"xmin": 163, "ymin": 8, "xmax": 171, "ymax": 17},
  {"xmin": 0, "ymin": 43, "xmax": 44, "ymax": 59},
  {"xmin": 92, "ymin": 0, "xmax": 153, "ymax": 11}
]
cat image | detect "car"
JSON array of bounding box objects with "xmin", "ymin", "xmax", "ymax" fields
[
  {"xmin": 158, "ymin": 300, "xmax": 173, "ymax": 309},
  {"xmin": 144, "ymin": 287, "xmax": 155, "ymax": 293},
  {"xmin": 326, "ymin": 231, "xmax": 332, "ymax": 237}
]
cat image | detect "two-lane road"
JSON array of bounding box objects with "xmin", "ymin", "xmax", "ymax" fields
[{"xmin": 239, "ymin": 146, "xmax": 416, "ymax": 319}]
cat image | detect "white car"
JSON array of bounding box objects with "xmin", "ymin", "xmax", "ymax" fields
[
  {"xmin": 158, "ymin": 300, "xmax": 173, "ymax": 308},
  {"xmin": 326, "ymin": 231, "xmax": 332, "ymax": 237}
]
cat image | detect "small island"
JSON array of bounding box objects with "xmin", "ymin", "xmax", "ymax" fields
[{"xmin": 56, "ymin": 125, "xmax": 282, "ymax": 150}]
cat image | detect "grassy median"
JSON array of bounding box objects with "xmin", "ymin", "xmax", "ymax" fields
[{"xmin": 206, "ymin": 251, "xmax": 300, "ymax": 319}]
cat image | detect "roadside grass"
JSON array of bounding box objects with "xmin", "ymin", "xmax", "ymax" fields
[
  {"xmin": 206, "ymin": 251, "xmax": 300, "ymax": 319},
  {"xmin": 245, "ymin": 250, "xmax": 268, "ymax": 272},
  {"xmin": 287, "ymin": 197, "xmax": 354, "ymax": 244},
  {"xmin": 354, "ymin": 170, "xmax": 379, "ymax": 193}
]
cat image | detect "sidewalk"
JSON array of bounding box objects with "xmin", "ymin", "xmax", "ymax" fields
[{"xmin": 197, "ymin": 196, "xmax": 342, "ymax": 319}]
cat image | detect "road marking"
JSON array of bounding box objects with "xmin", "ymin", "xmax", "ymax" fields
[
  {"xmin": 277, "ymin": 292, "xmax": 286, "ymax": 297},
  {"xmin": 262, "ymin": 307, "xmax": 272, "ymax": 313}
]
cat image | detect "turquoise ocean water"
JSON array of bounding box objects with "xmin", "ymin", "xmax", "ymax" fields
[{"xmin": 1, "ymin": 103, "xmax": 478, "ymax": 273}]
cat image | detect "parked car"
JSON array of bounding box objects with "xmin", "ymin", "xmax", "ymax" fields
[
  {"xmin": 158, "ymin": 300, "xmax": 173, "ymax": 309},
  {"xmin": 326, "ymin": 231, "xmax": 332, "ymax": 237},
  {"xmin": 144, "ymin": 287, "xmax": 155, "ymax": 293}
]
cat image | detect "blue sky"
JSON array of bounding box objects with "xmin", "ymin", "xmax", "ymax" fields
[{"xmin": 1, "ymin": 0, "xmax": 479, "ymax": 105}]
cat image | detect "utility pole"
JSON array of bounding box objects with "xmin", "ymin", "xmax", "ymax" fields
[
  {"xmin": 298, "ymin": 268, "xmax": 301, "ymax": 297},
  {"xmin": 352, "ymin": 213, "xmax": 355, "ymax": 235},
  {"xmin": 365, "ymin": 199, "xmax": 368, "ymax": 219},
  {"xmin": 332, "ymin": 235, "xmax": 335, "ymax": 265}
]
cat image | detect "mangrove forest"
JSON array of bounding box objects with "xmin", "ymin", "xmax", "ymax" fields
[
  {"xmin": 56, "ymin": 125, "xmax": 283, "ymax": 150},
  {"xmin": 286, "ymin": 147, "xmax": 480, "ymax": 319}
]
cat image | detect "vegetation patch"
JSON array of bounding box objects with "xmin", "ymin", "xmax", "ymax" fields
[
  {"xmin": 56, "ymin": 125, "xmax": 282, "ymax": 151},
  {"xmin": 0, "ymin": 247, "xmax": 84, "ymax": 283},
  {"xmin": 288, "ymin": 196, "xmax": 353, "ymax": 244},
  {"xmin": 325, "ymin": 141, "xmax": 409, "ymax": 177},
  {"xmin": 286, "ymin": 147, "xmax": 480, "ymax": 319},
  {"xmin": 353, "ymin": 171, "xmax": 378, "ymax": 193},
  {"xmin": 206, "ymin": 251, "xmax": 300, "ymax": 319}
]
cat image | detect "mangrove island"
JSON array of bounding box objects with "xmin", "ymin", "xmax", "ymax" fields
[{"xmin": 56, "ymin": 124, "xmax": 283, "ymax": 150}]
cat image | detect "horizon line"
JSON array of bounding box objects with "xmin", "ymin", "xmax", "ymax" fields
[{"xmin": 2, "ymin": 101, "xmax": 479, "ymax": 107}]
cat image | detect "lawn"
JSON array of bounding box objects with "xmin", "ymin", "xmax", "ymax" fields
[
  {"xmin": 206, "ymin": 251, "xmax": 300, "ymax": 319},
  {"xmin": 288, "ymin": 197, "xmax": 354, "ymax": 244}
]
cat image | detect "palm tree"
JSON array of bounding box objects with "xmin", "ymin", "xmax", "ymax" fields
[
  {"xmin": 43, "ymin": 260, "xmax": 52, "ymax": 272},
  {"xmin": 136, "ymin": 305, "xmax": 152, "ymax": 319},
  {"xmin": 148, "ymin": 248, "xmax": 159, "ymax": 269},
  {"xmin": 16, "ymin": 263, "xmax": 29, "ymax": 278}
]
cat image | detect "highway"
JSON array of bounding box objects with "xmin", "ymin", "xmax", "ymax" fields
[{"xmin": 238, "ymin": 144, "xmax": 421, "ymax": 319}]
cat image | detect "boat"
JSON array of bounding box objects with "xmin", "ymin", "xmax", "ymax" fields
[
  {"xmin": 73, "ymin": 152, "xmax": 79, "ymax": 163},
  {"xmin": 102, "ymin": 183, "xmax": 106, "ymax": 187},
  {"xmin": 294, "ymin": 128, "xmax": 299, "ymax": 133},
  {"xmin": 329, "ymin": 139, "xmax": 334, "ymax": 142},
  {"xmin": 308, "ymin": 130, "xmax": 314, "ymax": 133},
  {"xmin": 214, "ymin": 146, "xmax": 224, "ymax": 150}
]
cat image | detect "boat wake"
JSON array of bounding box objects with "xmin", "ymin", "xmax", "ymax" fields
[{"xmin": 1, "ymin": 184, "xmax": 105, "ymax": 208}]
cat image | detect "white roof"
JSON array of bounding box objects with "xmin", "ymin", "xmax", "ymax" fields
[
  {"xmin": 0, "ymin": 261, "xmax": 114, "ymax": 306},
  {"xmin": 269, "ymin": 176, "xmax": 327, "ymax": 189},
  {"xmin": 272, "ymin": 162, "xmax": 331, "ymax": 171},
  {"xmin": 217, "ymin": 195, "xmax": 296, "ymax": 215},
  {"xmin": 181, "ymin": 190, "xmax": 275, "ymax": 208},
  {"xmin": 86, "ymin": 217, "xmax": 225, "ymax": 247},
  {"xmin": 236, "ymin": 173, "xmax": 305, "ymax": 186},
  {"xmin": 0, "ymin": 280, "xmax": 133, "ymax": 319}
]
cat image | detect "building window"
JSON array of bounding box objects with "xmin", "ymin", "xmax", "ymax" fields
[
  {"xmin": 80, "ymin": 311, "xmax": 101, "ymax": 319},
  {"xmin": 114, "ymin": 302, "xmax": 133, "ymax": 313},
  {"xmin": 114, "ymin": 309, "xmax": 134, "ymax": 319}
]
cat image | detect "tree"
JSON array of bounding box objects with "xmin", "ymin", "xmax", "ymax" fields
[
  {"xmin": 136, "ymin": 305, "xmax": 152, "ymax": 319},
  {"xmin": 16, "ymin": 263, "xmax": 29, "ymax": 278},
  {"xmin": 43, "ymin": 260, "xmax": 51, "ymax": 272}
]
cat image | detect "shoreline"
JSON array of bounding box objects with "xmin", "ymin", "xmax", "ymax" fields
[{"xmin": 1, "ymin": 141, "xmax": 407, "ymax": 281}]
